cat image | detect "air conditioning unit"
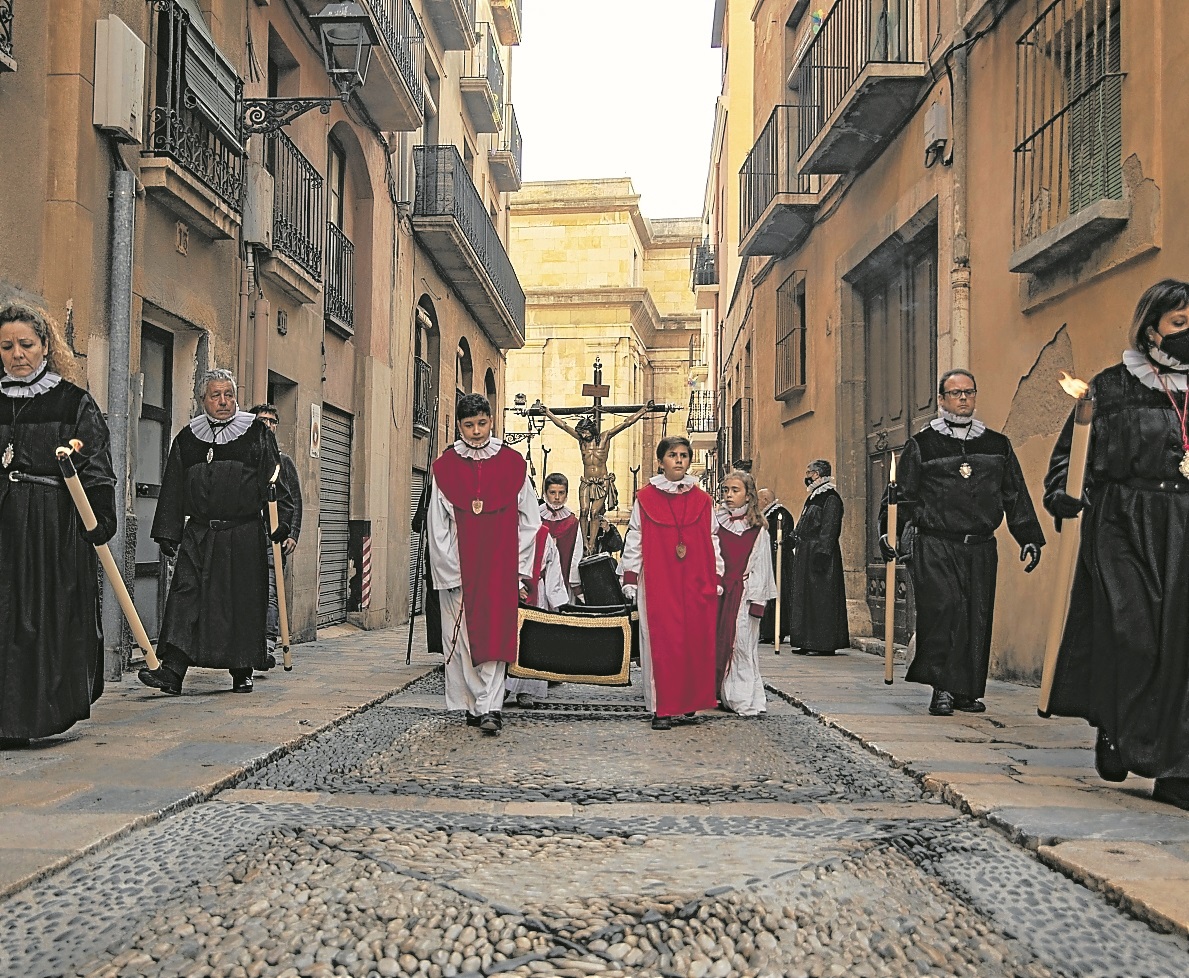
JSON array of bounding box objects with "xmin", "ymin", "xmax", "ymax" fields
[{"xmin": 93, "ymin": 16, "xmax": 146, "ymax": 143}]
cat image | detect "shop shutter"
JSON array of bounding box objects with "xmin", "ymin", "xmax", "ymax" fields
[
  {"xmin": 409, "ymin": 469, "xmax": 427, "ymax": 614},
  {"xmin": 318, "ymin": 407, "xmax": 352, "ymax": 627}
]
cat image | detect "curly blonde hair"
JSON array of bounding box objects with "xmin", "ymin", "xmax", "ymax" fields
[
  {"xmin": 721, "ymin": 469, "xmax": 767, "ymax": 530},
  {"xmin": 0, "ymin": 303, "xmax": 81, "ymax": 385}
]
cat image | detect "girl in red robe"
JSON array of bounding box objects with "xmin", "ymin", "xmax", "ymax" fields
[{"xmin": 619, "ymin": 436, "xmax": 723, "ymax": 730}]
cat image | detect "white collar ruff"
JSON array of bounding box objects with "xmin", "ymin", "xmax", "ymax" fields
[
  {"xmin": 806, "ymin": 476, "xmax": 835, "ymax": 500},
  {"xmin": 715, "ymin": 505, "xmax": 752, "ymax": 535},
  {"xmin": 189, "ymin": 410, "xmax": 255, "ymax": 444},
  {"xmin": 1, "ymin": 362, "xmax": 63, "ymax": 398},
  {"xmin": 649, "ymin": 473, "xmax": 697, "ymax": 494},
  {"xmin": 541, "ymin": 503, "xmax": 573, "ymax": 521},
  {"xmin": 762, "ymin": 499, "xmax": 782, "ymax": 517},
  {"xmin": 452, "ymin": 437, "xmax": 503, "ymax": 460},
  {"xmin": 1124, "ymin": 349, "xmax": 1189, "ymax": 393},
  {"xmin": 931, "ymin": 408, "xmax": 986, "ymax": 439}
]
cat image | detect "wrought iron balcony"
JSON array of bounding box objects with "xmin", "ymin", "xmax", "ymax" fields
[
  {"xmin": 460, "ymin": 22, "xmax": 504, "ymax": 133},
  {"xmin": 489, "ymin": 0, "xmax": 522, "ymax": 46},
  {"xmin": 489, "ymin": 103, "xmax": 522, "ymax": 192},
  {"xmin": 688, "ymin": 390, "xmax": 717, "ymax": 452},
  {"xmin": 690, "ymin": 241, "xmax": 717, "ymax": 288},
  {"xmin": 739, "ymin": 105, "xmax": 821, "ymax": 256},
  {"xmin": 266, "ymin": 131, "xmax": 324, "ymax": 281},
  {"xmin": 422, "ymin": 0, "xmax": 476, "ymax": 50},
  {"xmin": 413, "ymin": 356, "xmax": 433, "ymax": 435},
  {"xmin": 412, "ymin": 144, "xmax": 526, "ymax": 349},
  {"xmin": 0, "ymin": 1, "xmax": 14, "ymax": 72},
  {"xmin": 791, "ymin": 0, "xmax": 927, "ymax": 174},
  {"xmin": 325, "ymin": 222, "xmax": 355, "ymax": 336}
]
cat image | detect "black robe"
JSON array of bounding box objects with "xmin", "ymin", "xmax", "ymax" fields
[
  {"xmin": 759, "ymin": 503, "xmax": 795, "ymax": 643},
  {"xmin": 0, "ymin": 382, "xmax": 116, "ymax": 738},
  {"xmin": 1045, "ymin": 363, "xmax": 1189, "ymax": 778},
  {"xmin": 788, "ymin": 489, "xmax": 849, "ymax": 652},
  {"xmin": 884, "ymin": 425, "xmax": 1044, "ymax": 698},
  {"xmin": 152, "ymin": 420, "xmax": 280, "ymax": 670}
]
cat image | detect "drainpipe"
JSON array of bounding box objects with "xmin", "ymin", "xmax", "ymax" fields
[
  {"xmin": 237, "ymin": 249, "xmax": 251, "ymax": 397},
  {"xmin": 252, "ymin": 287, "xmax": 270, "ymax": 406},
  {"xmin": 950, "ymin": 8, "xmax": 971, "ymax": 370},
  {"xmin": 104, "ymin": 169, "xmax": 136, "ymax": 680}
]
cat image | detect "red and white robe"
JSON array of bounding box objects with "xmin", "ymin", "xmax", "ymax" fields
[
  {"xmin": 506, "ymin": 524, "xmax": 569, "ymax": 700},
  {"xmin": 540, "ymin": 503, "xmax": 584, "ymax": 601}
]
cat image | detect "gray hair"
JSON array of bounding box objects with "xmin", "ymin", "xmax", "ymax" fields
[{"xmin": 201, "ymin": 368, "xmax": 238, "ymax": 395}]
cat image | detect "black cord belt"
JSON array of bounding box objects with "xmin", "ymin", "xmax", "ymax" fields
[
  {"xmin": 918, "ymin": 528, "xmax": 994, "ymax": 545},
  {"xmin": 6, "ymin": 471, "xmax": 66, "ymax": 488},
  {"xmin": 1122, "ymin": 478, "xmax": 1189, "ymax": 492},
  {"xmin": 191, "ymin": 515, "xmax": 259, "ymax": 531}
]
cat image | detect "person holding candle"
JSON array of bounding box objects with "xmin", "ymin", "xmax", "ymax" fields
[
  {"xmin": 757, "ymin": 488, "xmax": 795, "ymax": 646},
  {"xmin": 1043, "ymin": 279, "xmax": 1189, "ymax": 809},
  {"xmin": 788, "ymin": 460, "xmax": 850, "ymax": 657},
  {"xmin": 0, "ymin": 304, "xmax": 116, "ymax": 747},
  {"xmin": 880, "ymin": 369, "xmax": 1045, "ymax": 717},
  {"xmin": 619, "ymin": 435, "xmax": 723, "ymax": 730}
]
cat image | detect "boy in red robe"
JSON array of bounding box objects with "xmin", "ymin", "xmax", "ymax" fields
[
  {"xmin": 540, "ymin": 472, "xmax": 584, "ymax": 602},
  {"xmin": 427, "ymin": 394, "xmax": 541, "ymax": 735},
  {"xmin": 619, "ymin": 436, "xmax": 723, "ymax": 729}
]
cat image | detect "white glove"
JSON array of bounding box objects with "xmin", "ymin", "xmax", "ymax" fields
[
  {"xmin": 716, "ymin": 585, "xmax": 724, "ymax": 596},
  {"xmin": 621, "ymin": 584, "xmax": 637, "ymax": 602}
]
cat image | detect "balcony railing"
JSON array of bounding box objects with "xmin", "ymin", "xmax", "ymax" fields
[
  {"xmin": 690, "ymin": 240, "xmax": 717, "ymax": 288},
  {"xmin": 267, "ymin": 131, "xmax": 324, "ymax": 280},
  {"xmin": 461, "ymin": 22, "xmax": 504, "ymax": 131},
  {"xmin": 422, "ymin": 0, "xmax": 476, "ymax": 50},
  {"xmin": 792, "ymin": 0, "xmax": 924, "ymax": 172},
  {"xmin": 489, "ymin": 103, "xmax": 523, "ymax": 192},
  {"xmin": 367, "ymin": 0, "xmax": 426, "ymax": 116},
  {"xmin": 739, "ymin": 105, "xmax": 821, "ymax": 254},
  {"xmin": 0, "ymin": 1, "xmax": 14, "ymax": 70},
  {"xmin": 499, "ymin": 103, "xmax": 522, "ymax": 171},
  {"xmin": 325, "ymin": 222, "xmax": 355, "ymax": 335},
  {"xmin": 490, "ymin": 0, "xmax": 523, "ymax": 46},
  {"xmin": 147, "ymin": 0, "xmax": 244, "ymax": 212},
  {"xmin": 687, "ymin": 390, "xmax": 717, "ymax": 433},
  {"xmin": 413, "ymin": 356, "xmax": 433, "ymax": 434},
  {"xmin": 413, "ymin": 144, "xmax": 526, "ymax": 345}
]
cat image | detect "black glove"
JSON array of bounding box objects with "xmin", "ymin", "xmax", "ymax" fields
[
  {"xmin": 879, "ymin": 534, "xmax": 897, "ymax": 562},
  {"xmin": 158, "ymin": 540, "xmax": 179, "ymax": 559},
  {"xmin": 886, "ymin": 483, "xmax": 900, "ymax": 506},
  {"xmin": 80, "ymin": 517, "xmax": 116, "ymax": 546},
  {"xmin": 270, "ymin": 522, "xmax": 290, "ymax": 543},
  {"xmin": 1047, "ymin": 490, "xmax": 1088, "ymax": 520},
  {"xmin": 1021, "ymin": 543, "xmax": 1042, "ymax": 573}
]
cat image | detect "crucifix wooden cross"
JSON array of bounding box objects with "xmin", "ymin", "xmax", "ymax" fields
[{"xmin": 580, "ymin": 358, "xmax": 611, "ymax": 434}]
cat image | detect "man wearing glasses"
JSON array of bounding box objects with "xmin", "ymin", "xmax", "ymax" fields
[
  {"xmin": 880, "ymin": 369, "xmax": 1045, "ymax": 717},
  {"xmin": 250, "ymin": 404, "xmax": 303, "ymax": 669}
]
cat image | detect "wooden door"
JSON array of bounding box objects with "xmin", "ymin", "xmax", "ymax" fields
[{"xmin": 133, "ymin": 325, "xmax": 173, "ymax": 641}]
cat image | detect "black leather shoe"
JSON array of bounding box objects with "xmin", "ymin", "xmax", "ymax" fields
[
  {"xmin": 673, "ymin": 712, "xmax": 701, "ymax": 726},
  {"xmin": 232, "ymin": 674, "xmax": 254, "ymax": 693},
  {"xmin": 804, "ymin": 649, "xmax": 837, "ymax": 657},
  {"xmin": 515, "ymin": 692, "xmax": 536, "ymax": 709},
  {"xmin": 1095, "ymin": 730, "xmax": 1128, "ymax": 782},
  {"xmin": 138, "ymin": 667, "xmax": 181, "ymax": 696},
  {"xmin": 651, "ymin": 715, "xmax": 673, "ymax": 731},
  {"xmin": 953, "ymin": 694, "xmax": 986, "ymax": 713},
  {"xmin": 479, "ymin": 712, "xmax": 500, "ymax": 735},
  {"xmin": 263, "ymin": 652, "xmax": 277, "ymax": 671},
  {"xmin": 465, "ymin": 713, "xmax": 482, "ymax": 727},
  {"xmin": 928, "ymin": 689, "xmax": 954, "ymax": 716},
  {"xmin": 1152, "ymin": 777, "xmax": 1189, "ymax": 811}
]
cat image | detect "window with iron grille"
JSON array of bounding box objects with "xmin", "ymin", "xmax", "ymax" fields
[
  {"xmin": 775, "ymin": 271, "xmax": 807, "ymax": 399},
  {"xmin": 1013, "ymin": 0, "xmax": 1123, "ymax": 250}
]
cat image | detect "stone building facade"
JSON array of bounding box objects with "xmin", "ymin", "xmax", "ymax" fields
[
  {"xmin": 505, "ymin": 179, "xmax": 702, "ymax": 520},
  {"xmin": 0, "ymin": 0, "xmax": 526, "ymax": 673},
  {"xmin": 707, "ymin": 0, "xmax": 1187, "ymax": 679}
]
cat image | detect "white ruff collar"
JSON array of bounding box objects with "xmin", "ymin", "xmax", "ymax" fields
[
  {"xmin": 715, "ymin": 505, "xmax": 752, "ymax": 535},
  {"xmin": 541, "ymin": 503, "xmax": 573, "ymax": 521},
  {"xmin": 1, "ymin": 362, "xmax": 63, "ymax": 398},
  {"xmin": 1124, "ymin": 349, "xmax": 1189, "ymax": 393},
  {"xmin": 452, "ymin": 436, "xmax": 503, "ymax": 460},
  {"xmin": 189, "ymin": 410, "xmax": 255, "ymax": 444},
  {"xmin": 806, "ymin": 476, "xmax": 835, "ymax": 499},
  {"xmin": 762, "ymin": 499, "xmax": 782, "ymax": 517},
  {"xmin": 649, "ymin": 473, "xmax": 697, "ymax": 494},
  {"xmin": 931, "ymin": 408, "xmax": 986, "ymax": 439}
]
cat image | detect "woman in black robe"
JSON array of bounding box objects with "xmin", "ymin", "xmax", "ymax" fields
[
  {"xmin": 0, "ymin": 304, "xmax": 116, "ymax": 746},
  {"xmin": 789, "ymin": 460, "xmax": 850, "ymax": 655},
  {"xmin": 1045, "ymin": 279, "xmax": 1189, "ymax": 810}
]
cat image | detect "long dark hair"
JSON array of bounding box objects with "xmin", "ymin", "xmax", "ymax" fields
[{"xmin": 1131, "ymin": 279, "xmax": 1189, "ymax": 355}]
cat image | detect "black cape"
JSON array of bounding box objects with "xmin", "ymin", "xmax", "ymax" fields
[
  {"xmin": 759, "ymin": 503, "xmax": 795, "ymax": 643},
  {"xmin": 153, "ymin": 420, "xmax": 281, "ymax": 670},
  {"xmin": 1044, "ymin": 363, "xmax": 1189, "ymax": 778},
  {"xmin": 883, "ymin": 424, "xmax": 1044, "ymax": 697},
  {"xmin": 0, "ymin": 381, "xmax": 116, "ymax": 738},
  {"xmin": 788, "ymin": 489, "xmax": 849, "ymax": 652}
]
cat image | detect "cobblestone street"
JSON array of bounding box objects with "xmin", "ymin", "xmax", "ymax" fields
[{"xmin": 3, "ymin": 648, "xmax": 1189, "ymax": 978}]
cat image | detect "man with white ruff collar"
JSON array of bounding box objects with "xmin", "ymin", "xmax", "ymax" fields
[
  {"xmin": 880, "ymin": 369, "xmax": 1044, "ymax": 717},
  {"xmin": 139, "ymin": 369, "xmax": 288, "ymax": 696},
  {"xmin": 427, "ymin": 394, "xmax": 541, "ymax": 735}
]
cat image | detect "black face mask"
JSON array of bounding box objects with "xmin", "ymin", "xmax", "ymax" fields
[
  {"xmin": 805, "ymin": 476, "xmax": 815, "ymax": 487},
  {"xmin": 1158, "ymin": 329, "xmax": 1189, "ymax": 364}
]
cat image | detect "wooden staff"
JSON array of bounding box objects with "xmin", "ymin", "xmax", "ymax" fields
[
  {"xmin": 774, "ymin": 512, "xmax": 783, "ymax": 654},
  {"xmin": 55, "ymin": 439, "xmax": 160, "ymax": 670},
  {"xmin": 1038, "ymin": 374, "xmax": 1093, "ymax": 717},
  {"xmin": 884, "ymin": 452, "xmax": 898, "ymax": 685},
  {"xmin": 267, "ymin": 465, "xmax": 293, "ymax": 671}
]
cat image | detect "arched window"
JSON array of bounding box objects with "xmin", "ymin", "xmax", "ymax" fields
[
  {"xmin": 455, "ymin": 338, "xmax": 473, "ymax": 402},
  {"xmin": 484, "ymin": 368, "xmax": 497, "ymax": 413}
]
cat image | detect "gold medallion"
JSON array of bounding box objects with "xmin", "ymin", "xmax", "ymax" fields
[
  {"xmin": 1, "ymin": 443, "xmax": 11, "ymax": 469},
  {"xmin": 472, "ymin": 499, "xmax": 484, "ymax": 515},
  {"xmin": 675, "ymin": 543, "xmax": 687, "ymax": 560},
  {"xmin": 1180, "ymin": 451, "xmax": 1189, "ymax": 480},
  {"xmin": 959, "ymin": 462, "xmax": 972, "ymax": 479},
  {"xmin": 206, "ymin": 447, "xmax": 214, "ymax": 464}
]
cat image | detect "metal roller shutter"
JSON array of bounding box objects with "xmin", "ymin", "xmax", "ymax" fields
[
  {"xmin": 318, "ymin": 407, "xmax": 352, "ymax": 627},
  {"xmin": 409, "ymin": 469, "xmax": 427, "ymax": 615}
]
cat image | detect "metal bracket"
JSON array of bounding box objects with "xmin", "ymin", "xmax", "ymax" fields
[{"xmin": 241, "ymin": 95, "xmax": 346, "ymax": 136}]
